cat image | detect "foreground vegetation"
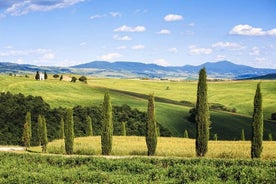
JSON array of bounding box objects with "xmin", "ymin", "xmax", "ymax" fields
[
  {"xmin": 1, "ymin": 152, "xmax": 275, "ymax": 183},
  {"xmin": 29, "ymin": 136, "xmax": 276, "ymax": 160}
]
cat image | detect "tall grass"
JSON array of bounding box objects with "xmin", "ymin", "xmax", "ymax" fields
[{"xmin": 38, "ymin": 136, "xmax": 276, "ymax": 159}]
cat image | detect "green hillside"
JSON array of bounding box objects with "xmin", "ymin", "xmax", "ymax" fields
[{"xmin": 0, "ymin": 75, "xmax": 275, "ymax": 139}]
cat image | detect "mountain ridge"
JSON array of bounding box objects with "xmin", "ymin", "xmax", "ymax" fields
[{"xmin": 1, "ymin": 60, "xmax": 276, "ymax": 79}]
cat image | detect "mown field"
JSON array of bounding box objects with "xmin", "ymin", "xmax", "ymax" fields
[
  {"xmin": 1, "ymin": 152, "xmax": 276, "ymax": 183},
  {"xmin": 0, "ymin": 75, "xmax": 276, "ymax": 139}
]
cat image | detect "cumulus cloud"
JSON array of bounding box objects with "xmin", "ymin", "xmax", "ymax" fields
[
  {"xmin": 189, "ymin": 45, "xmax": 212, "ymax": 55},
  {"xmin": 113, "ymin": 35, "xmax": 132, "ymax": 41},
  {"xmin": 131, "ymin": 45, "xmax": 145, "ymax": 50},
  {"xmin": 157, "ymin": 29, "xmax": 171, "ymax": 34},
  {"xmin": 229, "ymin": 24, "xmax": 276, "ymax": 36},
  {"xmin": 164, "ymin": 14, "xmax": 183, "ymax": 22},
  {"xmin": 4, "ymin": 0, "xmax": 85, "ymax": 16},
  {"xmin": 116, "ymin": 45, "xmax": 127, "ymax": 50},
  {"xmin": 0, "ymin": 48, "xmax": 53, "ymax": 57},
  {"xmin": 212, "ymin": 42, "xmax": 243, "ymax": 50},
  {"xmin": 99, "ymin": 52, "xmax": 122, "ymax": 61},
  {"xmin": 114, "ymin": 25, "xmax": 146, "ymax": 32},
  {"xmin": 42, "ymin": 53, "xmax": 55, "ymax": 60}
]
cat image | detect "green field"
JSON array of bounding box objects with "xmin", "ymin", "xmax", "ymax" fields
[
  {"xmin": 0, "ymin": 75, "xmax": 276, "ymax": 139},
  {"xmin": 1, "ymin": 152, "xmax": 276, "ymax": 183}
]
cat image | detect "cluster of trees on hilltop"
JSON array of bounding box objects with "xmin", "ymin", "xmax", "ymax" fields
[{"xmin": 0, "ymin": 92, "xmax": 171, "ymax": 145}]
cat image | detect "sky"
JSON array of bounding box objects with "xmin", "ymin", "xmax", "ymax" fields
[{"xmin": 0, "ymin": 0, "xmax": 276, "ymax": 68}]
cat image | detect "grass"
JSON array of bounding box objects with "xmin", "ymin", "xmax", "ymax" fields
[
  {"xmin": 1, "ymin": 75, "xmax": 276, "ymax": 138},
  {"xmin": 29, "ymin": 136, "xmax": 276, "ymax": 160}
]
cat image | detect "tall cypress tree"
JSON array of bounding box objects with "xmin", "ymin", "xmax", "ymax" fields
[
  {"xmin": 41, "ymin": 116, "xmax": 48, "ymax": 153},
  {"xmin": 59, "ymin": 117, "xmax": 65, "ymax": 139},
  {"xmin": 22, "ymin": 121, "xmax": 31, "ymax": 150},
  {"xmin": 101, "ymin": 91, "xmax": 113, "ymax": 155},
  {"xmin": 64, "ymin": 108, "xmax": 74, "ymax": 155},
  {"xmin": 251, "ymin": 82, "xmax": 263, "ymax": 158},
  {"xmin": 37, "ymin": 115, "xmax": 43, "ymax": 145},
  {"xmin": 146, "ymin": 94, "xmax": 157, "ymax": 156},
  {"xmin": 86, "ymin": 116, "xmax": 93, "ymax": 136},
  {"xmin": 25, "ymin": 112, "xmax": 32, "ymax": 142},
  {"xmin": 195, "ymin": 68, "xmax": 210, "ymax": 157}
]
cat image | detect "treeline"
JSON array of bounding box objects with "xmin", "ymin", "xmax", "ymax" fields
[{"xmin": 0, "ymin": 92, "xmax": 171, "ymax": 145}]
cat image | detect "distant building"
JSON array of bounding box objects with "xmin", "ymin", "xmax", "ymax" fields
[{"xmin": 39, "ymin": 72, "xmax": 45, "ymax": 80}]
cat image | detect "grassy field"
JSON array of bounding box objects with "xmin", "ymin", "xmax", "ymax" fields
[
  {"xmin": 1, "ymin": 152, "xmax": 276, "ymax": 183},
  {"xmin": 29, "ymin": 136, "xmax": 276, "ymax": 160},
  {"xmin": 0, "ymin": 74, "xmax": 276, "ymax": 139}
]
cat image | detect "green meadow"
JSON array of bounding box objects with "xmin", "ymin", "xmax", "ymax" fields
[{"xmin": 0, "ymin": 75, "xmax": 275, "ymax": 139}]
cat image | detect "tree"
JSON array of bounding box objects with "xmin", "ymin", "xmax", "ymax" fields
[
  {"xmin": 213, "ymin": 134, "xmax": 218, "ymax": 141},
  {"xmin": 241, "ymin": 129, "xmax": 245, "ymax": 141},
  {"xmin": 37, "ymin": 115, "xmax": 43, "ymax": 145},
  {"xmin": 251, "ymin": 82, "xmax": 263, "ymax": 159},
  {"xmin": 25, "ymin": 112, "xmax": 32, "ymax": 141},
  {"xmin": 184, "ymin": 129, "xmax": 189, "ymax": 138},
  {"xmin": 44, "ymin": 71, "xmax": 48, "ymax": 80},
  {"xmin": 101, "ymin": 91, "xmax": 113, "ymax": 155},
  {"xmin": 41, "ymin": 116, "xmax": 48, "ymax": 153},
  {"xmin": 121, "ymin": 122, "xmax": 126, "ymax": 136},
  {"xmin": 146, "ymin": 94, "xmax": 157, "ymax": 156},
  {"xmin": 35, "ymin": 71, "xmax": 39, "ymax": 80},
  {"xmin": 59, "ymin": 118, "xmax": 65, "ymax": 139},
  {"xmin": 53, "ymin": 74, "xmax": 59, "ymax": 78},
  {"xmin": 22, "ymin": 121, "xmax": 31, "ymax": 150},
  {"xmin": 195, "ymin": 68, "xmax": 210, "ymax": 157},
  {"xmin": 86, "ymin": 116, "xmax": 93, "ymax": 136},
  {"xmin": 60, "ymin": 75, "xmax": 63, "ymax": 81},
  {"xmin": 268, "ymin": 133, "xmax": 273, "ymax": 141},
  {"xmin": 79, "ymin": 76, "xmax": 87, "ymax": 83},
  {"xmin": 64, "ymin": 109, "xmax": 74, "ymax": 154},
  {"xmin": 71, "ymin": 76, "xmax": 77, "ymax": 82}
]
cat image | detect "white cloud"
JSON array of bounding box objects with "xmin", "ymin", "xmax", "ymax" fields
[
  {"xmin": 0, "ymin": 48, "xmax": 52, "ymax": 57},
  {"xmin": 189, "ymin": 45, "xmax": 212, "ymax": 55},
  {"xmin": 157, "ymin": 29, "xmax": 171, "ymax": 34},
  {"xmin": 215, "ymin": 55, "xmax": 226, "ymax": 60},
  {"xmin": 90, "ymin": 14, "xmax": 106, "ymax": 20},
  {"xmin": 114, "ymin": 25, "xmax": 146, "ymax": 32},
  {"xmin": 5, "ymin": 0, "xmax": 85, "ymax": 16},
  {"xmin": 154, "ymin": 58, "xmax": 169, "ymax": 66},
  {"xmin": 113, "ymin": 35, "xmax": 132, "ymax": 41},
  {"xmin": 168, "ymin": 48, "xmax": 178, "ymax": 53},
  {"xmin": 131, "ymin": 45, "xmax": 145, "ymax": 50},
  {"xmin": 164, "ymin": 14, "xmax": 183, "ymax": 22},
  {"xmin": 212, "ymin": 42, "xmax": 243, "ymax": 50},
  {"xmin": 250, "ymin": 47, "xmax": 260, "ymax": 56},
  {"xmin": 99, "ymin": 53, "xmax": 122, "ymax": 61},
  {"xmin": 229, "ymin": 24, "xmax": 276, "ymax": 36},
  {"xmin": 109, "ymin": 12, "xmax": 121, "ymax": 17},
  {"xmin": 256, "ymin": 57, "xmax": 266, "ymax": 62}
]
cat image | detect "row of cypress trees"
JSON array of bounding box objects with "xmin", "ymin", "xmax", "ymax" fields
[{"xmin": 195, "ymin": 68, "xmax": 264, "ymax": 158}]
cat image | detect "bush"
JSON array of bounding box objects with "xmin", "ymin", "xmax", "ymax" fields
[
  {"xmin": 53, "ymin": 74, "xmax": 59, "ymax": 78},
  {"xmin": 79, "ymin": 76, "xmax": 87, "ymax": 83}
]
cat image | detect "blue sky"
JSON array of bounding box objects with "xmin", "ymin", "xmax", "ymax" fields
[{"xmin": 0, "ymin": 0, "xmax": 276, "ymax": 68}]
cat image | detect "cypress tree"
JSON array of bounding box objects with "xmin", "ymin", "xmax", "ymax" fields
[
  {"xmin": 41, "ymin": 116, "xmax": 48, "ymax": 153},
  {"xmin": 25, "ymin": 112, "xmax": 32, "ymax": 141},
  {"xmin": 64, "ymin": 108, "xmax": 74, "ymax": 154},
  {"xmin": 22, "ymin": 121, "xmax": 31, "ymax": 150},
  {"xmin": 86, "ymin": 116, "xmax": 93, "ymax": 136},
  {"xmin": 251, "ymin": 82, "xmax": 263, "ymax": 158},
  {"xmin": 101, "ymin": 91, "xmax": 113, "ymax": 155},
  {"xmin": 195, "ymin": 68, "xmax": 210, "ymax": 157},
  {"xmin": 121, "ymin": 122, "xmax": 126, "ymax": 136},
  {"xmin": 35, "ymin": 71, "xmax": 39, "ymax": 80},
  {"xmin": 59, "ymin": 118, "xmax": 65, "ymax": 139},
  {"xmin": 146, "ymin": 94, "xmax": 157, "ymax": 156},
  {"xmin": 37, "ymin": 115, "xmax": 43, "ymax": 145},
  {"xmin": 241, "ymin": 129, "xmax": 245, "ymax": 141},
  {"xmin": 184, "ymin": 129, "xmax": 189, "ymax": 138}
]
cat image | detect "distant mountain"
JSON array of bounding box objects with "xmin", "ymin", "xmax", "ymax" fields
[
  {"xmin": 72, "ymin": 60, "xmax": 276, "ymax": 79},
  {"xmin": 241, "ymin": 73, "xmax": 276, "ymax": 80},
  {"xmin": 1, "ymin": 61, "xmax": 276, "ymax": 79}
]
